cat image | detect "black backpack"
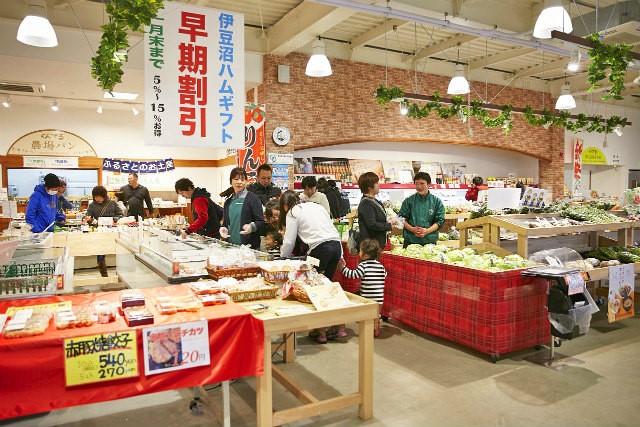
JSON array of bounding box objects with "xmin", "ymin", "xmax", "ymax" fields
[{"xmin": 336, "ymin": 189, "xmax": 351, "ymax": 217}]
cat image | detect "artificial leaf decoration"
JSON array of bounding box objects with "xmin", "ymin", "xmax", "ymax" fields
[
  {"xmin": 586, "ymin": 33, "xmax": 633, "ymax": 101},
  {"xmin": 91, "ymin": 0, "xmax": 165, "ymax": 91},
  {"xmin": 376, "ymin": 85, "xmax": 628, "ymax": 135}
]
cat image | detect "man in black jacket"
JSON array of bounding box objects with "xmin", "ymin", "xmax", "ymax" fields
[
  {"xmin": 120, "ymin": 172, "xmax": 154, "ymax": 219},
  {"xmin": 175, "ymin": 178, "xmax": 223, "ymax": 238},
  {"xmin": 247, "ymin": 164, "xmax": 282, "ymax": 206}
]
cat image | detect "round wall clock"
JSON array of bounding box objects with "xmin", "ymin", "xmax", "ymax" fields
[{"xmin": 272, "ymin": 126, "xmax": 291, "ymax": 146}]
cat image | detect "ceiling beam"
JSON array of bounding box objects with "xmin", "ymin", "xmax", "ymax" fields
[
  {"xmin": 468, "ymin": 47, "xmax": 536, "ymax": 70},
  {"xmin": 409, "ymin": 33, "xmax": 476, "ymax": 63},
  {"xmin": 267, "ymin": 2, "xmax": 356, "ymax": 56},
  {"xmin": 350, "ymin": 18, "xmax": 406, "ymax": 50},
  {"xmin": 516, "ymin": 58, "xmax": 568, "ymax": 78},
  {"xmin": 551, "ymin": 71, "xmax": 640, "ymax": 96}
]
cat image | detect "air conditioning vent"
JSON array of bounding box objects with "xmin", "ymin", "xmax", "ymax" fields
[{"xmin": 0, "ymin": 81, "xmax": 45, "ymax": 94}]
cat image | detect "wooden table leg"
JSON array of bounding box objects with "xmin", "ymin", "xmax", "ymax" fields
[
  {"xmin": 256, "ymin": 334, "xmax": 273, "ymax": 427},
  {"xmin": 283, "ymin": 332, "xmax": 295, "ymax": 363},
  {"xmin": 358, "ymin": 318, "xmax": 374, "ymax": 420},
  {"xmin": 222, "ymin": 380, "xmax": 230, "ymax": 427}
]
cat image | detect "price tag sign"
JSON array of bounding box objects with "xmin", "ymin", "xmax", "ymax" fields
[
  {"xmin": 564, "ymin": 273, "xmax": 585, "ymax": 295},
  {"xmin": 6, "ymin": 301, "xmax": 71, "ymax": 316},
  {"xmin": 143, "ymin": 320, "xmax": 210, "ymax": 376},
  {"xmin": 64, "ymin": 330, "xmax": 138, "ymax": 387}
]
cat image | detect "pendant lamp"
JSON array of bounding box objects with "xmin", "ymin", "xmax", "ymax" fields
[
  {"xmin": 555, "ymin": 83, "xmax": 576, "ymax": 110},
  {"xmin": 305, "ymin": 38, "xmax": 332, "ymax": 77},
  {"xmin": 17, "ymin": 0, "xmax": 58, "ymax": 47},
  {"xmin": 533, "ymin": 0, "xmax": 573, "ymax": 39}
]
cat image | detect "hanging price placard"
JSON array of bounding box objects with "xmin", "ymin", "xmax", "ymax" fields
[
  {"xmin": 564, "ymin": 273, "xmax": 585, "ymax": 296},
  {"xmin": 64, "ymin": 330, "xmax": 138, "ymax": 387}
]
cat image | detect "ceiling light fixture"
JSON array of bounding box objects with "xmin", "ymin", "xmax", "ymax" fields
[
  {"xmin": 131, "ymin": 106, "xmax": 140, "ymax": 116},
  {"xmin": 104, "ymin": 91, "xmax": 139, "ymax": 100},
  {"xmin": 97, "ymin": 103, "xmax": 103, "ymax": 114},
  {"xmin": 51, "ymin": 100, "xmax": 58, "ymax": 112},
  {"xmin": 16, "ymin": 0, "xmax": 58, "ymax": 48},
  {"xmin": 533, "ymin": 0, "xmax": 573, "ymax": 39},
  {"xmin": 305, "ymin": 37, "xmax": 332, "ymax": 77},
  {"xmin": 613, "ymin": 125, "xmax": 623, "ymax": 137},
  {"xmin": 2, "ymin": 97, "xmax": 10, "ymax": 108},
  {"xmin": 567, "ymin": 49, "xmax": 581, "ymax": 72},
  {"xmin": 543, "ymin": 121, "xmax": 552, "ymax": 130},
  {"xmin": 399, "ymin": 100, "xmax": 409, "ymax": 115},
  {"xmin": 555, "ymin": 83, "xmax": 576, "ymax": 110},
  {"xmin": 113, "ymin": 49, "xmax": 128, "ymax": 63},
  {"xmin": 447, "ymin": 44, "xmax": 470, "ymax": 95}
]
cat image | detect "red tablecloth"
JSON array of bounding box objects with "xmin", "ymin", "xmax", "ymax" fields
[
  {"xmin": 380, "ymin": 254, "xmax": 549, "ymax": 356},
  {"xmin": 0, "ymin": 285, "xmax": 264, "ymax": 420}
]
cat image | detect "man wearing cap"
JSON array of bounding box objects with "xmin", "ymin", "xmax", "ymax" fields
[{"xmin": 26, "ymin": 173, "xmax": 66, "ymax": 232}]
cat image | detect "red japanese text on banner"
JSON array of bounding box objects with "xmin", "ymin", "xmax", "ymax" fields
[
  {"xmin": 572, "ymin": 138, "xmax": 583, "ymax": 196},
  {"xmin": 237, "ymin": 104, "xmax": 266, "ymax": 181},
  {"xmin": 144, "ymin": 4, "xmax": 245, "ymax": 148}
]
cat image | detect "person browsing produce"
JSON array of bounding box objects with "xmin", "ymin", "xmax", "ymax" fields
[
  {"xmin": 398, "ymin": 172, "xmax": 445, "ymax": 248},
  {"xmin": 25, "ymin": 173, "xmax": 66, "ymax": 233},
  {"xmin": 175, "ymin": 178, "xmax": 223, "ymax": 239},
  {"xmin": 357, "ymin": 172, "xmax": 392, "ymax": 248}
]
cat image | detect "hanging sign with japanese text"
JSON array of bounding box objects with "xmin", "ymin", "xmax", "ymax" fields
[
  {"xmin": 64, "ymin": 330, "xmax": 138, "ymax": 387},
  {"xmin": 144, "ymin": 3, "xmax": 245, "ymax": 148},
  {"xmin": 101, "ymin": 158, "xmax": 175, "ymax": 174},
  {"xmin": 572, "ymin": 138, "xmax": 583, "ymax": 196},
  {"xmin": 8, "ymin": 130, "xmax": 96, "ymax": 157},
  {"xmin": 237, "ymin": 104, "xmax": 266, "ymax": 182},
  {"xmin": 142, "ymin": 320, "xmax": 210, "ymax": 376}
]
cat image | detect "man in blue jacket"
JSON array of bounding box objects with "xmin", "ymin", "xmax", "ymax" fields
[{"xmin": 25, "ymin": 173, "xmax": 66, "ymax": 232}]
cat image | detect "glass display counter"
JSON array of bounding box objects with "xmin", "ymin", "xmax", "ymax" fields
[
  {"xmin": 116, "ymin": 228, "xmax": 273, "ymax": 286},
  {"xmin": 0, "ymin": 245, "xmax": 70, "ymax": 299}
]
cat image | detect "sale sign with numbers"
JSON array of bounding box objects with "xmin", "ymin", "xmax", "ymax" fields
[
  {"xmin": 64, "ymin": 330, "xmax": 138, "ymax": 387},
  {"xmin": 143, "ymin": 320, "xmax": 210, "ymax": 375}
]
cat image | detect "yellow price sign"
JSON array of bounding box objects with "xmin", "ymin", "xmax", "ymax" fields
[
  {"xmin": 64, "ymin": 330, "xmax": 139, "ymax": 387},
  {"xmin": 5, "ymin": 301, "xmax": 71, "ymax": 316}
]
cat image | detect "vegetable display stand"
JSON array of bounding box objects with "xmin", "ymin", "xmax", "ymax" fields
[
  {"xmin": 521, "ymin": 266, "xmax": 598, "ymax": 366},
  {"xmin": 381, "ymin": 253, "xmax": 549, "ymax": 362},
  {"xmin": 458, "ymin": 214, "xmax": 631, "ymax": 258}
]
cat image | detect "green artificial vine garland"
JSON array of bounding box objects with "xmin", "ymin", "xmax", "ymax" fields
[
  {"xmin": 376, "ymin": 85, "xmax": 628, "ymax": 135},
  {"xmin": 91, "ymin": 0, "xmax": 165, "ymax": 92},
  {"xmin": 586, "ymin": 33, "xmax": 633, "ymax": 101}
]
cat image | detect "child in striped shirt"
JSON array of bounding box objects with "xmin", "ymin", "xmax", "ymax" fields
[{"xmin": 337, "ymin": 238, "xmax": 387, "ymax": 337}]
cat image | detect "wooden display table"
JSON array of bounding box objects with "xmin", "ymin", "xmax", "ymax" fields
[
  {"xmin": 52, "ymin": 231, "xmax": 118, "ymax": 257},
  {"xmin": 241, "ymin": 293, "xmax": 378, "ymax": 427},
  {"xmin": 457, "ymin": 214, "xmax": 632, "ymax": 258}
]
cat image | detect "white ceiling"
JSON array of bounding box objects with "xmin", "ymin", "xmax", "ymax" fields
[{"xmin": 2, "ymin": 0, "xmax": 640, "ymax": 111}]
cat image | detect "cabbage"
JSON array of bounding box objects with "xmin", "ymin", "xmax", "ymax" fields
[
  {"xmin": 461, "ymin": 247, "xmax": 477, "ymax": 256},
  {"xmin": 447, "ymin": 250, "xmax": 465, "ymax": 262}
]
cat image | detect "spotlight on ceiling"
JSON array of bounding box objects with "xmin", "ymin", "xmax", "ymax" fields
[
  {"xmin": 131, "ymin": 106, "xmax": 140, "ymax": 116},
  {"xmin": 613, "ymin": 125, "xmax": 623, "ymax": 137},
  {"xmin": 2, "ymin": 97, "xmax": 10, "ymax": 108},
  {"xmin": 399, "ymin": 100, "xmax": 409, "ymax": 115},
  {"xmin": 51, "ymin": 100, "xmax": 58, "ymax": 112}
]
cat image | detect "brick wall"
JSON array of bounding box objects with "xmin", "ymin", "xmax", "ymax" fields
[{"xmin": 257, "ymin": 53, "xmax": 565, "ymax": 197}]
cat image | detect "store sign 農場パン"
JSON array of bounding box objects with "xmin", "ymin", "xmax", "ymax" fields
[
  {"xmin": 8, "ymin": 130, "xmax": 96, "ymax": 157},
  {"xmin": 144, "ymin": 3, "xmax": 244, "ymax": 149}
]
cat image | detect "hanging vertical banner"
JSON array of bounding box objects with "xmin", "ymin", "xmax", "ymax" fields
[
  {"xmin": 572, "ymin": 138, "xmax": 583, "ymax": 197},
  {"xmin": 237, "ymin": 104, "xmax": 266, "ymax": 182},
  {"xmin": 144, "ymin": 3, "xmax": 245, "ymax": 148}
]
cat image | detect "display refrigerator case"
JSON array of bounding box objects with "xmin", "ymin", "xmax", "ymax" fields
[{"xmin": 117, "ymin": 228, "xmax": 273, "ymax": 285}]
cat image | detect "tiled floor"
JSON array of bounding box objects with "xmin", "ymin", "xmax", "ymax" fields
[{"xmin": 2, "ymin": 302, "xmax": 639, "ymax": 427}]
